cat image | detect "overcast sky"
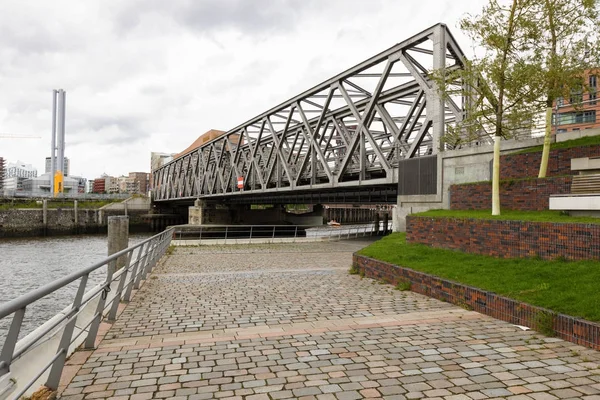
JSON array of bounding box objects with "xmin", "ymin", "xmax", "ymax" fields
[{"xmin": 0, "ymin": 0, "xmax": 487, "ymax": 179}]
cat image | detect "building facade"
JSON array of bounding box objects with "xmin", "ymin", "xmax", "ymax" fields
[
  {"xmin": 5, "ymin": 161, "xmax": 37, "ymax": 179},
  {"xmin": 554, "ymin": 72, "xmax": 600, "ymax": 133},
  {"xmin": 127, "ymin": 172, "xmax": 149, "ymax": 194},
  {"xmin": 92, "ymin": 178, "xmax": 106, "ymax": 193},
  {"xmin": 44, "ymin": 157, "xmax": 70, "ymax": 176}
]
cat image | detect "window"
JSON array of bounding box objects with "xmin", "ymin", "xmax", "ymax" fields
[
  {"xmin": 573, "ymin": 128, "xmax": 581, "ymax": 131},
  {"xmin": 584, "ymin": 110, "xmax": 596, "ymax": 123},
  {"xmin": 590, "ymin": 91, "xmax": 597, "ymax": 105},
  {"xmin": 558, "ymin": 129, "xmax": 567, "ymax": 133},
  {"xmin": 590, "ymin": 75, "xmax": 597, "ymax": 88},
  {"xmin": 557, "ymin": 97, "xmax": 564, "ymax": 107},
  {"xmin": 556, "ymin": 111, "xmax": 596, "ymax": 125}
]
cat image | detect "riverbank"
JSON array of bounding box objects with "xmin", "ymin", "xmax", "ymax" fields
[{"xmin": 0, "ymin": 208, "xmax": 151, "ymax": 237}]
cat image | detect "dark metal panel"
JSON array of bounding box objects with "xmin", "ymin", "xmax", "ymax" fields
[{"xmin": 398, "ymin": 155, "xmax": 437, "ymax": 195}]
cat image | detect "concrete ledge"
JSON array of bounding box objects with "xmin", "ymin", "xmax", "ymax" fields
[
  {"xmin": 572, "ymin": 156, "xmax": 600, "ymax": 172},
  {"xmin": 353, "ymin": 253, "xmax": 600, "ymax": 351},
  {"xmin": 549, "ymin": 194, "xmax": 600, "ymax": 211}
]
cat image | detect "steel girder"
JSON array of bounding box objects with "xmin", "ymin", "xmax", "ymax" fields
[{"xmin": 153, "ymin": 23, "xmax": 466, "ymax": 202}]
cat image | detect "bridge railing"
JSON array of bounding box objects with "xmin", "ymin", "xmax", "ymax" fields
[{"xmin": 0, "ymin": 228, "xmax": 174, "ymax": 400}]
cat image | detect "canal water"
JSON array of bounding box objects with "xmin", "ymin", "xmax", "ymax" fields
[{"xmin": 0, "ymin": 233, "xmax": 151, "ymax": 344}]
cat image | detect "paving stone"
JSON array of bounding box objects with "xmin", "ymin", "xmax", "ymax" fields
[{"xmin": 59, "ymin": 241, "xmax": 600, "ymax": 400}]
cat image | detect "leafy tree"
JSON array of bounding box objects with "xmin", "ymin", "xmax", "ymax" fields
[
  {"xmin": 436, "ymin": 0, "xmax": 540, "ymax": 215},
  {"xmin": 534, "ymin": 0, "xmax": 600, "ymax": 178}
]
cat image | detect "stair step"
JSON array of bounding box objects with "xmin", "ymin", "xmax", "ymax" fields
[{"xmin": 572, "ymin": 174, "xmax": 600, "ymax": 194}]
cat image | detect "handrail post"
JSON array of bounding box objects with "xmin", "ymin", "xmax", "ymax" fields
[
  {"xmin": 85, "ymin": 264, "xmax": 114, "ymax": 349},
  {"xmin": 124, "ymin": 243, "xmax": 145, "ymax": 302},
  {"xmin": 294, "ymin": 226, "xmax": 298, "ymax": 243},
  {"xmin": 225, "ymin": 226, "xmax": 228, "ymax": 244},
  {"xmin": 134, "ymin": 244, "xmax": 149, "ymax": 290},
  {"xmin": 108, "ymin": 249, "xmax": 133, "ymax": 321},
  {"xmin": 272, "ymin": 226, "xmax": 276, "ymax": 241},
  {"xmin": 46, "ymin": 274, "xmax": 88, "ymax": 389},
  {"xmin": 141, "ymin": 241, "xmax": 156, "ymax": 281},
  {"xmin": 249, "ymin": 226, "xmax": 253, "ymax": 243},
  {"xmin": 0, "ymin": 308, "xmax": 26, "ymax": 378}
]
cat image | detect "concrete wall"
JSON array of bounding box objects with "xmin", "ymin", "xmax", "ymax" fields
[{"xmin": 101, "ymin": 196, "xmax": 151, "ymax": 211}]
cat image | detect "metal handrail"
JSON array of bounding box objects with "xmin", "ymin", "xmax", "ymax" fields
[
  {"xmin": 171, "ymin": 221, "xmax": 393, "ymax": 243},
  {"xmin": 0, "ymin": 227, "xmax": 174, "ymax": 399}
]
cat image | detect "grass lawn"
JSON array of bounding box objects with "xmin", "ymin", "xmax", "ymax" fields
[
  {"xmin": 514, "ymin": 134, "xmax": 600, "ymax": 154},
  {"xmin": 358, "ymin": 233, "xmax": 600, "ymax": 321},
  {"xmin": 415, "ymin": 209, "xmax": 600, "ymax": 225}
]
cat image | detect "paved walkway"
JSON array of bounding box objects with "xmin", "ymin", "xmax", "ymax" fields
[{"xmin": 61, "ymin": 240, "xmax": 600, "ymax": 399}]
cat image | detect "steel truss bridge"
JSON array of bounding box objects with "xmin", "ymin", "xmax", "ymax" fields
[{"xmin": 153, "ymin": 24, "xmax": 467, "ymax": 205}]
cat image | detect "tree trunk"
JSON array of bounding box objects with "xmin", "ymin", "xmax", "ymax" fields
[
  {"xmin": 492, "ymin": 136, "xmax": 501, "ymax": 215},
  {"xmin": 538, "ymin": 107, "xmax": 553, "ymax": 178}
]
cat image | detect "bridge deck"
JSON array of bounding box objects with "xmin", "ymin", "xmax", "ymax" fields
[{"xmin": 61, "ymin": 241, "xmax": 600, "ymax": 399}]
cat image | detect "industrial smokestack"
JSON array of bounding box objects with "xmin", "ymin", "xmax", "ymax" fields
[
  {"xmin": 52, "ymin": 89, "xmax": 66, "ymax": 196},
  {"xmin": 50, "ymin": 90, "xmax": 57, "ymax": 195}
]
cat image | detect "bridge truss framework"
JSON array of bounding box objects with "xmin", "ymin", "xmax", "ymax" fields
[{"xmin": 153, "ymin": 23, "xmax": 467, "ymax": 203}]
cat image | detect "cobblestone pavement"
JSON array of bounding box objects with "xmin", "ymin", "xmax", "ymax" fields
[{"xmin": 61, "ymin": 240, "xmax": 600, "ymax": 399}]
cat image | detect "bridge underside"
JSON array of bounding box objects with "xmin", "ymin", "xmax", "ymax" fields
[
  {"xmin": 153, "ymin": 23, "xmax": 470, "ymax": 205},
  {"xmin": 163, "ymin": 184, "xmax": 397, "ymax": 207}
]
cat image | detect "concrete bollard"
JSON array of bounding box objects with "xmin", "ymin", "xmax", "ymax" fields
[
  {"xmin": 108, "ymin": 216, "xmax": 129, "ymax": 274},
  {"xmin": 74, "ymin": 200, "xmax": 78, "ymax": 225},
  {"xmin": 42, "ymin": 199, "xmax": 48, "ymax": 226}
]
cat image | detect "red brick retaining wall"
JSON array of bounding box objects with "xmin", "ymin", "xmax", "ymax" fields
[
  {"xmin": 353, "ymin": 254, "xmax": 600, "ymax": 350},
  {"xmin": 501, "ymin": 144, "xmax": 600, "ymax": 179},
  {"xmin": 406, "ymin": 216, "xmax": 600, "ymax": 261},
  {"xmin": 449, "ymin": 176, "xmax": 572, "ymax": 211}
]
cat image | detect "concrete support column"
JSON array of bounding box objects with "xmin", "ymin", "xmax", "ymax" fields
[
  {"xmin": 374, "ymin": 213, "xmax": 380, "ymax": 236},
  {"xmin": 108, "ymin": 216, "xmax": 129, "ymax": 274},
  {"xmin": 189, "ymin": 199, "xmax": 206, "ymax": 225}
]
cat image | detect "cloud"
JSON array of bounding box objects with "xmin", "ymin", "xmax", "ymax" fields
[
  {"xmin": 114, "ymin": 0, "xmax": 318, "ymax": 37},
  {"xmin": 0, "ymin": 0, "xmax": 489, "ymax": 180}
]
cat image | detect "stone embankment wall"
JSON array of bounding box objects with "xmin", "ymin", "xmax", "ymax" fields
[
  {"xmin": 0, "ymin": 208, "xmax": 149, "ymax": 237},
  {"xmin": 406, "ymin": 215, "xmax": 600, "ymax": 261},
  {"xmin": 450, "ymin": 176, "xmax": 572, "ymax": 211}
]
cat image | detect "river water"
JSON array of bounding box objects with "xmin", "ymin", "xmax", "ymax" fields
[{"xmin": 0, "ymin": 234, "xmax": 151, "ymax": 344}]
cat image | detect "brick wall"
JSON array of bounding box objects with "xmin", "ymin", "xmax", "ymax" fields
[
  {"xmin": 501, "ymin": 145, "xmax": 600, "ymax": 179},
  {"xmin": 353, "ymin": 254, "xmax": 600, "ymax": 350},
  {"xmin": 406, "ymin": 216, "xmax": 600, "ymax": 261},
  {"xmin": 450, "ymin": 176, "xmax": 572, "ymax": 211}
]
